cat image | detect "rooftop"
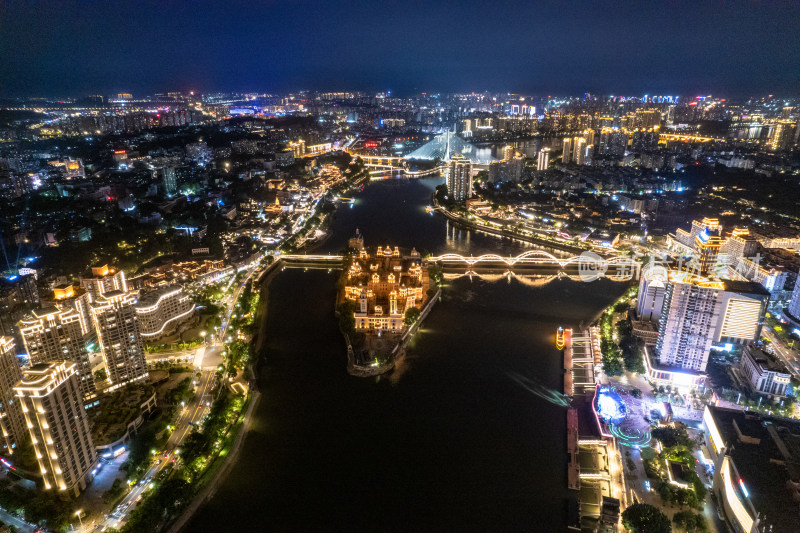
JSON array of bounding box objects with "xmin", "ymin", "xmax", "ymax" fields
[{"xmin": 707, "ymin": 405, "xmax": 800, "ymax": 532}]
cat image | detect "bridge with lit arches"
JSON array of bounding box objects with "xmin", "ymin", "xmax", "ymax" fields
[{"xmin": 279, "ymin": 251, "xmax": 640, "ymax": 279}]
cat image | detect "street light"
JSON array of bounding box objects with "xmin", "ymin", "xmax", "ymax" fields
[{"xmin": 75, "ymin": 509, "xmax": 83, "ymax": 529}]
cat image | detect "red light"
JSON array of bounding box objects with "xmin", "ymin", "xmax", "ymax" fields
[{"xmin": 114, "ymin": 150, "xmax": 126, "ymax": 154}]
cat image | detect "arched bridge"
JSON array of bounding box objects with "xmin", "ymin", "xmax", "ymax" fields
[
  {"xmin": 429, "ymin": 250, "xmax": 639, "ymax": 270},
  {"xmin": 278, "ymin": 252, "xmax": 642, "ymax": 280}
]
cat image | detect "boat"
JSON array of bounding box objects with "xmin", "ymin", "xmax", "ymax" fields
[{"xmin": 555, "ymin": 326, "xmax": 566, "ymax": 350}]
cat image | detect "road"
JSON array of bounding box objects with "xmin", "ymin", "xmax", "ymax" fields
[
  {"xmin": 0, "ymin": 504, "xmax": 37, "ymax": 533},
  {"xmin": 99, "ymin": 370, "xmax": 216, "ymax": 531},
  {"xmin": 764, "ymin": 327, "xmax": 800, "ymax": 378}
]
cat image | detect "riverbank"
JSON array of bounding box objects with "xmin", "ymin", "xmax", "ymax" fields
[
  {"xmin": 432, "ymin": 195, "xmax": 613, "ymax": 256},
  {"xmin": 165, "ymin": 259, "xmax": 283, "ymax": 532},
  {"xmin": 167, "ymin": 389, "xmax": 261, "ymax": 533},
  {"xmin": 187, "ymin": 176, "xmax": 628, "ymax": 531},
  {"xmin": 346, "ymin": 286, "xmax": 442, "ymax": 377}
]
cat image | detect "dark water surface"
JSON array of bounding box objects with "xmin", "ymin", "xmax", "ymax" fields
[{"xmin": 188, "ymin": 178, "xmax": 623, "ymax": 531}]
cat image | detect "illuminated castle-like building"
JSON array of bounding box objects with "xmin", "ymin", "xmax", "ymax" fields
[{"xmin": 343, "ymin": 241, "xmax": 429, "ymax": 333}]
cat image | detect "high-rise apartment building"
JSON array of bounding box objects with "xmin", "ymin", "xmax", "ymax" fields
[
  {"xmin": 715, "ymin": 281, "xmax": 770, "ymax": 345},
  {"xmin": 584, "ymin": 129, "xmax": 595, "ymax": 147},
  {"xmin": 574, "ymin": 137, "xmax": 587, "ymax": 165},
  {"xmin": 506, "ymin": 154, "xmax": 524, "ymax": 182},
  {"xmin": 695, "ymin": 231, "xmax": 722, "ymax": 276},
  {"xmin": 446, "ymin": 154, "xmax": 473, "ymax": 202},
  {"xmin": 92, "ymin": 291, "xmax": 147, "ymax": 386},
  {"xmin": 0, "ymin": 337, "xmax": 24, "ymax": 455},
  {"xmin": 537, "ymin": 148, "xmax": 550, "ymax": 171},
  {"xmin": 637, "ymin": 266, "xmax": 667, "ymax": 322},
  {"xmin": 656, "ymin": 273, "xmax": 723, "ymax": 372},
  {"xmin": 726, "ymin": 228, "xmax": 759, "ymax": 262},
  {"xmin": 80, "ymin": 265, "xmax": 126, "ymax": 300},
  {"xmin": 159, "ymin": 166, "xmax": 177, "ymax": 197},
  {"xmin": 45, "ymin": 284, "xmax": 94, "ymax": 336},
  {"xmin": 652, "ymin": 272, "xmax": 769, "ymax": 378},
  {"xmin": 14, "ymin": 361, "xmax": 97, "ymax": 497},
  {"xmin": 17, "ymin": 307, "xmax": 96, "ymax": 400},
  {"xmin": 562, "ymin": 137, "xmax": 573, "ymax": 164},
  {"xmin": 782, "ymin": 271, "xmax": 800, "ymax": 329}
]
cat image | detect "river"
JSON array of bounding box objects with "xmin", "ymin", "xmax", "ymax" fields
[{"xmin": 187, "ymin": 177, "xmax": 624, "ymax": 531}]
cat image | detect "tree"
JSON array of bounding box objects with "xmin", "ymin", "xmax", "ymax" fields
[
  {"xmin": 404, "ymin": 307, "xmax": 421, "ymax": 326},
  {"xmin": 658, "ymin": 482, "xmax": 674, "ymax": 504},
  {"xmin": 652, "ymin": 424, "xmax": 694, "ymax": 449},
  {"xmin": 644, "ymin": 456, "xmax": 663, "ymax": 479},
  {"xmin": 622, "ymin": 503, "xmax": 672, "ymax": 533},
  {"xmin": 337, "ymin": 301, "xmax": 356, "ymax": 335},
  {"xmin": 94, "ymin": 368, "xmax": 108, "ymax": 382},
  {"xmin": 673, "ymin": 510, "xmax": 708, "ymax": 533}
]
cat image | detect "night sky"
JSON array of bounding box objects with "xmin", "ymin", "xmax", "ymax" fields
[{"xmin": 1, "ymin": 0, "xmax": 799, "ymax": 97}]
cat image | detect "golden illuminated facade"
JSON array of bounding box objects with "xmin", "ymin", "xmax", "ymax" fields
[
  {"xmin": 91, "ymin": 291, "xmax": 148, "ymax": 387},
  {"xmin": 14, "ymin": 361, "xmax": 97, "ymax": 497},
  {"xmin": 343, "ymin": 246, "xmax": 429, "ymax": 333},
  {"xmin": 0, "ymin": 337, "xmax": 24, "ymax": 455},
  {"xmin": 80, "ymin": 264, "xmax": 127, "ymax": 300},
  {"xmin": 17, "ymin": 307, "xmax": 97, "ymax": 399}
]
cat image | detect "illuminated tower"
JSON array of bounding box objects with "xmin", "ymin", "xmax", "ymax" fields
[
  {"xmin": 562, "ymin": 137, "xmax": 573, "ymax": 164},
  {"xmin": 17, "ymin": 307, "xmax": 96, "ymax": 400},
  {"xmin": 574, "ymin": 137, "xmax": 587, "ymax": 165},
  {"xmin": 537, "ymin": 148, "xmax": 550, "ymax": 171},
  {"xmin": 159, "ymin": 166, "xmax": 177, "ymax": 197},
  {"xmin": 0, "ymin": 337, "xmax": 24, "ymax": 455},
  {"xmin": 80, "ymin": 265, "xmax": 126, "ymax": 300},
  {"xmin": 695, "ymin": 231, "xmax": 722, "ymax": 276},
  {"xmin": 637, "ymin": 266, "xmax": 668, "ymax": 323},
  {"xmin": 584, "ymin": 129, "xmax": 596, "ymax": 147},
  {"xmin": 656, "ymin": 274, "xmax": 722, "ymax": 372},
  {"xmin": 447, "ymin": 154, "xmax": 473, "ymax": 202},
  {"xmin": 91, "ymin": 291, "xmax": 147, "ymax": 386},
  {"xmin": 784, "ymin": 272, "xmax": 800, "ymax": 327},
  {"xmin": 14, "ymin": 361, "xmax": 97, "ymax": 497}
]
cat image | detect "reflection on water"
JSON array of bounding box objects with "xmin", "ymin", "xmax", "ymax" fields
[
  {"xmin": 190, "ymin": 178, "xmax": 625, "ymax": 531},
  {"xmin": 472, "ymin": 138, "xmax": 563, "ymax": 161}
]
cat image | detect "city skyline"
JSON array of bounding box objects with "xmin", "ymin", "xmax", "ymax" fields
[
  {"xmin": 2, "ymin": 1, "xmax": 800, "ymax": 97},
  {"xmin": 2, "ymin": 3, "xmax": 800, "ymax": 530}
]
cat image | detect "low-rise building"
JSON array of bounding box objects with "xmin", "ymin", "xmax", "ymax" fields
[
  {"xmin": 343, "ymin": 245, "xmax": 429, "ymax": 333},
  {"xmin": 737, "ymin": 344, "xmax": 791, "ymax": 398},
  {"xmin": 135, "ymin": 285, "xmax": 195, "ymax": 340}
]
